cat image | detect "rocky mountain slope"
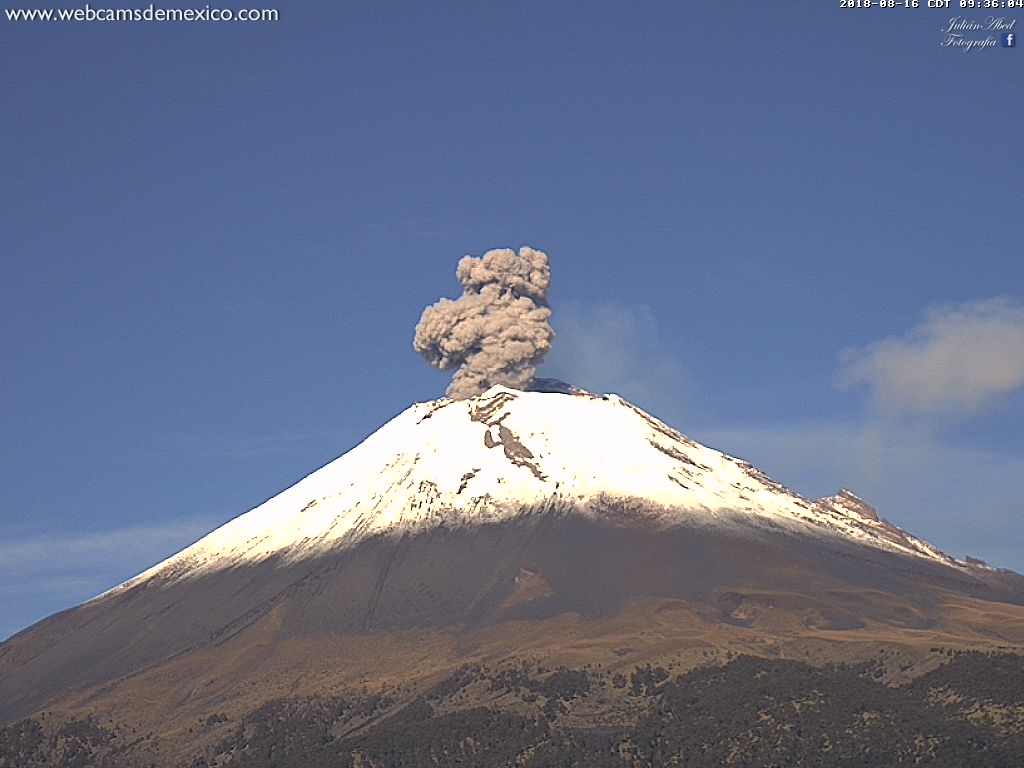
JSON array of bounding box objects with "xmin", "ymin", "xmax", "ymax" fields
[{"xmin": 1, "ymin": 385, "xmax": 1022, "ymax": 765}]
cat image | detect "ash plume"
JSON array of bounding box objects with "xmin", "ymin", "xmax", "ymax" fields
[{"xmin": 414, "ymin": 247, "xmax": 554, "ymax": 399}]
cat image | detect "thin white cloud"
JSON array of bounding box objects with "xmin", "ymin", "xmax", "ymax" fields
[
  {"xmin": 839, "ymin": 298, "xmax": 1024, "ymax": 416},
  {"xmin": 541, "ymin": 301, "xmax": 689, "ymax": 420},
  {"xmin": 0, "ymin": 518, "xmax": 218, "ymax": 574}
]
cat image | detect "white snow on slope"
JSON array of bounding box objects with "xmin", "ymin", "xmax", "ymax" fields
[{"xmin": 110, "ymin": 387, "xmax": 962, "ymax": 593}]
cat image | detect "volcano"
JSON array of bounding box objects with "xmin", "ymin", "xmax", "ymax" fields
[{"xmin": 2, "ymin": 386, "xmax": 1023, "ymax": 758}]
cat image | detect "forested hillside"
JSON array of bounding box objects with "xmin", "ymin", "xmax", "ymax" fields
[{"xmin": 3, "ymin": 652, "xmax": 1021, "ymax": 767}]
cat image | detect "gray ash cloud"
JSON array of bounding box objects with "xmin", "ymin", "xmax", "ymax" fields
[{"xmin": 414, "ymin": 247, "xmax": 554, "ymax": 399}]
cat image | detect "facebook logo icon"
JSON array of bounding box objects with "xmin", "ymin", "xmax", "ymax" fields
[{"xmin": 1003, "ymin": 33, "xmax": 1016, "ymax": 47}]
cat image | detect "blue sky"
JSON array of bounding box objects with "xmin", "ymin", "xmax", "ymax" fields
[{"xmin": 2, "ymin": 1, "xmax": 1022, "ymax": 641}]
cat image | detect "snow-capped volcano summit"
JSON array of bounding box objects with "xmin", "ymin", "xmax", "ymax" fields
[
  {"xmin": 3, "ymin": 385, "xmax": 1023, "ymax": 730},
  {"xmin": 123, "ymin": 385, "xmax": 957, "ymax": 591}
]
